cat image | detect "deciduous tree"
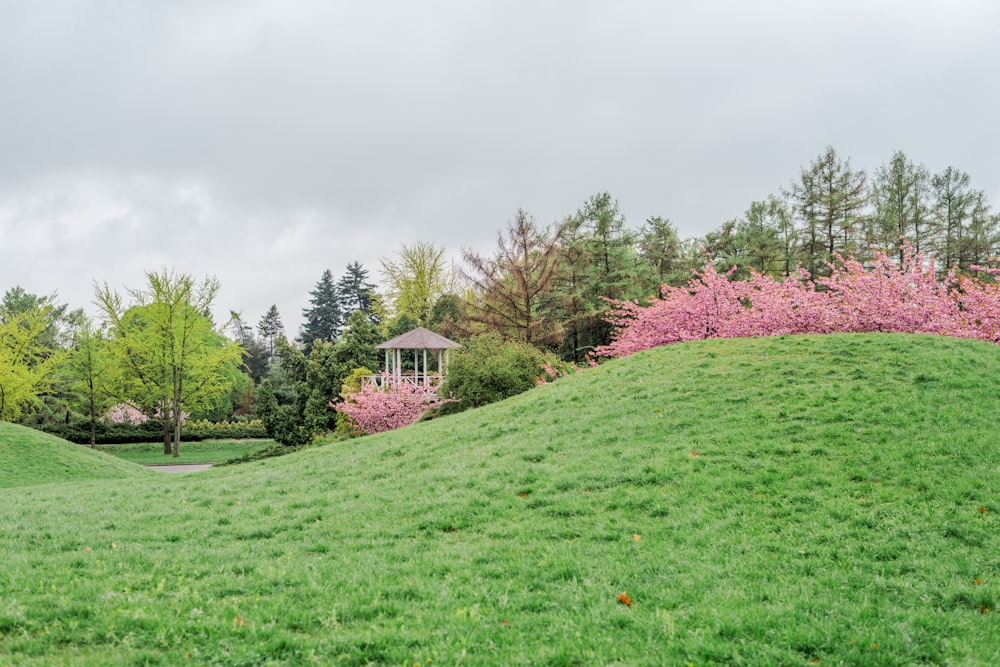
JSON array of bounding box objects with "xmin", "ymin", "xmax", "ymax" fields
[
  {"xmin": 95, "ymin": 270, "xmax": 243, "ymax": 457},
  {"xmin": 462, "ymin": 209, "xmax": 562, "ymax": 345},
  {"xmin": 379, "ymin": 241, "xmax": 451, "ymax": 326},
  {"xmin": 0, "ymin": 303, "xmax": 65, "ymax": 421}
]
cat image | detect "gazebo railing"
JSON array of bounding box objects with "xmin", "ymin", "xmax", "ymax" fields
[{"xmin": 362, "ymin": 372, "xmax": 443, "ymax": 390}]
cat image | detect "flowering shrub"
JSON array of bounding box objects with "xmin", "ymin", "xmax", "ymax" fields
[
  {"xmin": 333, "ymin": 375, "xmax": 455, "ymax": 435},
  {"xmin": 103, "ymin": 403, "xmax": 149, "ymax": 424},
  {"xmin": 597, "ymin": 243, "xmax": 1000, "ymax": 358}
]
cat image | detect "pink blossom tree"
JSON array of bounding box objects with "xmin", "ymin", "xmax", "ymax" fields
[
  {"xmin": 597, "ymin": 242, "xmax": 1000, "ymax": 358},
  {"xmin": 332, "ymin": 376, "xmax": 455, "ymax": 435}
]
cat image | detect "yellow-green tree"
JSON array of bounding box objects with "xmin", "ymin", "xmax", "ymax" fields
[
  {"xmin": 379, "ymin": 241, "xmax": 451, "ymax": 326},
  {"xmin": 0, "ymin": 304, "xmax": 65, "ymax": 421},
  {"xmin": 96, "ymin": 270, "xmax": 243, "ymax": 457}
]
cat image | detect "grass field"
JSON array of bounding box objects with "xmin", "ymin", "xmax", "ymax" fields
[
  {"xmin": 98, "ymin": 439, "xmax": 277, "ymax": 465},
  {"xmin": 0, "ymin": 422, "xmax": 153, "ymax": 489},
  {"xmin": 1, "ymin": 333, "xmax": 998, "ymax": 665}
]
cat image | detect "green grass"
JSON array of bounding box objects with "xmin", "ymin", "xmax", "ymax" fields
[
  {"xmin": 0, "ymin": 422, "xmax": 154, "ymax": 489},
  {"xmin": 98, "ymin": 439, "xmax": 276, "ymax": 465},
  {"xmin": 1, "ymin": 333, "xmax": 999, "ymax": 665}
]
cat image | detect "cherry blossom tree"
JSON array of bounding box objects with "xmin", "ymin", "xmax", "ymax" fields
[
  {"xmin": 332, "ymin": 376, "xmax": 454, "ymax": 435},
  {"xmin": 597, "ymin": 242, "xmax": 1000, "ymax": 358}
]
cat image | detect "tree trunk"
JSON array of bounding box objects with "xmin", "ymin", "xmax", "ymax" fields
[{"xmin": 162, "ymin": 419, "xmax": 171, "ymax": 455}]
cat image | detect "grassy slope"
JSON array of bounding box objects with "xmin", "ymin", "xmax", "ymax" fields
[
  {"xmin": 1, "ymin": 334, "xmax": 998, "ymax": 665},
  {"xmin": 0, "ymin": 422, "xmax": 154, "ymax": 489}
]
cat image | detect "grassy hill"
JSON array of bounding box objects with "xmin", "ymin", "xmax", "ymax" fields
[
  {"xmin": 0, "ymin": 334, "xmax": 998, "ymax": 665},
  {"xmin": 0, "ymin": 422, "xmax": 154, "ymax": 489}
]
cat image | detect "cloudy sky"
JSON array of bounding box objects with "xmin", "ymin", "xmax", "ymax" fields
[{"xmin": 3, "ymin": 1, "xmax": 999, "ymax": 336}]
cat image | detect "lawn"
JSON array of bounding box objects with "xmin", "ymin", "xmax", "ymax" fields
[
  {"xmin": 98, "ymin": 438, "xmax": 277, "ymax": 465},
  {"xmin": 0, "ymin": 334, "xmax": 998, "ymax": 665},
  {"xmin": 0, "ymin": 422, "xmax": 153, "ymax": 489}
]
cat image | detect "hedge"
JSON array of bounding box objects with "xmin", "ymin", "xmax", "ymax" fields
[{"xmin": 34, "ymin": 420, "xmax": 267, "ymax": 445}]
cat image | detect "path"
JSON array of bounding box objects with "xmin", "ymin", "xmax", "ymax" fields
[{"xmin": 145, "ymin": 463, "xmax": 213, "ymax": 474}]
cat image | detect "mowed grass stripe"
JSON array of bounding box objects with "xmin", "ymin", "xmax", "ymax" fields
[{"xmin": 1, "ymin": 333, "xmax": 998, "ymax": 665}]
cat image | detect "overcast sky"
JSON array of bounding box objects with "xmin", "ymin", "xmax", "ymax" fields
[{"xmin": 3, "ymin": 1, "xmax": 1000, "ymax": 336}]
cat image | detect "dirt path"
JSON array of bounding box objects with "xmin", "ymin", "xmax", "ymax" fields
[{"xmin": 145, "ymin": 463, "xmax": 213, "ymax": 474}]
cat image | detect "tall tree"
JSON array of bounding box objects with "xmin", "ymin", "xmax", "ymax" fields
[
  {"xmin": 548, "ymin": 192, "xmax": 650, "ymax": 360},
  {"xmin": 230, "ymin": 312, "xmax": 269, "ymax": 383},
  {"xmin": 62, "ymin": 316, "xmax": 114, "ymax": 447},
  {"xmin": 300, "ymin": 270, "xmax": 342, "ymax": 353},
  {"xmin": 0, "ymin": 302, "xmax": 65, "ymax": 421},
  {"xmin": 929, "ymin": 167, "xmax": 1000, "ymax": 274},
  {"xmin": 638, "ymin": 216, "xmax": 681, "ymax": 284},
  {"xmin": 462, "ymin": 208, "xmax": 563, "ymax": 345},
  {"xmin": 870, "ymin": 151, "xmax": 931, "ymax": 262},
  {"xmin": 788, "ymin": 147, "xmax": 868, "ymax": 274},
  {"xmin": 95, "ymin": 270, "xmax": 243, "ymax": 457},
  {"xmin": 707, "ymin": 199, "xmax": 790, "ymax": 279},
  {"xmin": 257, "ymin": 305, "xmax": 284, "ymax": 363},
  {"xmin": 335, "ymin": 262, "xmax": 379, "ymax": 324},
  {"xmin": 379, "ymin": 241, "xmax": 450, "ymax": 326}
]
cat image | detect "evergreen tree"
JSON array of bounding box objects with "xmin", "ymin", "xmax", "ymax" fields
[
  {"xmin": 870, "ymin": 151, "xmax": 931, "ymax": 263},
  {"xmin": 788, "ymin": 147, "xmax": 868, "ymax": 275},
  {"xmin": 335, "ymin": 262, "xmax": 379, "ymax": 324},
  {"xmin": 300, "ymin": 270, "xmax": 343, "ymax": 353},
  {"xmin": 229, "ymin": 312, "xmax": 269, "ymax": 383},
  {"xmin": 257, "ymin": 304, "xmax": 284, "ymax": 362},
  {"xmin": 335, "ymin": 310, "xmax": 381, "ymax": 374}
]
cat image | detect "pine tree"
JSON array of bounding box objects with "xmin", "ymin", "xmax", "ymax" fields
[
  {"xmin": 257, "ymin": 305, "xmax": 284, "ymax": 362},
  {"xmin": 299, "ymin": 270, "xmax": 343, "ymax": 353},
  {"xmin": 335, "ymin": 262, "xmax": 378, "ymax": 323}
]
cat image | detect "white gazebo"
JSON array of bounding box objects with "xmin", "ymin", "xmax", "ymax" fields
[{"xmin": 371, "ymin": 327, "xmax": 462, "ymax": 389}]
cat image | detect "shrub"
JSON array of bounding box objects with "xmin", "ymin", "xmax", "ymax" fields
[
  {"xmin": 435, "ymin": 333, "xmax": 552, "ymax": 416},
  {"xmin": 33, "ymin": 419, "xmax": 266, "ymax": 445}
]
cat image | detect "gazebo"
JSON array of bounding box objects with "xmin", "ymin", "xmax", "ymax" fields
[{"xmin": 371, "ymin": 327, "xmax": 462, "ymax": 389}]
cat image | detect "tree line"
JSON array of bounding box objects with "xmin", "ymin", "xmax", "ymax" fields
[{"xmin": 4, "ymin": 146, "xmax": 998, "ymax": 451}]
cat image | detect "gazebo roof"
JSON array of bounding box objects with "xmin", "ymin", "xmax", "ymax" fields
[{"xmin": 376, "ymin": 327, "xmax": 462, "ymax": 351}]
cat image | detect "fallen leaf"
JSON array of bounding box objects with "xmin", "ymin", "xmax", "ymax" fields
[
  {"xmin": 632, "ymin": 534, "xmax": 642, "ymax": 542},
  {"xmin": 979, "ymin": 507, "xmax": 988, "ymax": 514},
  {"xmin": 975, "ymin": 578, "xmax": 983, "ymax": 585},
  {"xmin": 234, "ymin": 616, "xmax": 247, "ymax": 627},
  {"xmin": 84, "ymin": 546, "xmax": 92, "ymax": 553},
  {"xmin": 689, "ymin": 450, "xmax": 701, "ymax": 458},
  {"xmin": 616, "ymin": 592, "xmax": 633, "ymax": 607}
]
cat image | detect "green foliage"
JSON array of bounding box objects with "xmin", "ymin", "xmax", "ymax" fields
[
  {"xmin": 3, "ymin": 335, "xmax": 1000, "ymax": 664},
  {"xmin": 335, "ymin": 261, "xmax": 379, "ymax": 324},
  {"xmin": 299, "ymin": 269, "xmax": 342, "ymax": 353},
  {"xmin": 436, "ymin": 332, "xmax": 549, "ymax": 416},
  {"xmin": 34, "ymin": 419, "xmax": 267, "ymax": 445},
  {"xmin": 0, "ymin": 301, "xmax": 66, "ymax": 421},
  {"xmin": 94, "ymin": 270, "xmax": 244, "ymax": 457},
  {"xmin": 254, "ymin": 376, "xmax": 309, "ymax": 447},
  {"xmin": 380, "ymin": 241, "xmax": 450, "ymax": 325}
]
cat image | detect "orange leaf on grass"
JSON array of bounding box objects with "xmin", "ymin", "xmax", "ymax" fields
[{"xmin": 616, "ymin": 592, "xmax": 633, "ymax": 607}]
